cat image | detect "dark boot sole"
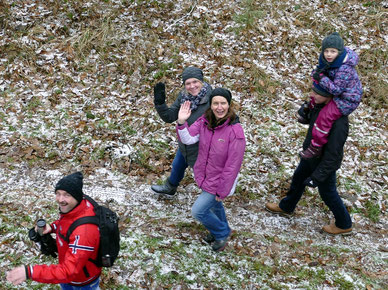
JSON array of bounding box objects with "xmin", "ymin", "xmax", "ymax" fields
[
  {"xmin": 151, "ymin": 189, "xmax": 176, "ymax": 199},
  {"xmin": 203, "ymin": 236, "xmax": 216, "ymax": 245},
  {"xmin": 213, "ymin": 243, "xmax": 227, "ymax": 252},
  {"xmin": 322, "ymin": 229, "xmax": 353, "ymax": 236},
  {"xmin": 265, "ymin": 206, "xmax": 293, "ymax": 217}
]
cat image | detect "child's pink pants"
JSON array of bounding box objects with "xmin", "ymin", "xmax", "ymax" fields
[{"xmin": 311, "ymin": 98, "xmax": 343, "ymax": 147}]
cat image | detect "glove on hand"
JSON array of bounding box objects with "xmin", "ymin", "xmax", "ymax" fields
[
  {"xmin": 297, "ymin": 101, "xmax": 310, "ymax": 124},
  {"xmin": 312, "ymin": 71, "xmax": 324, "ymax": 83},
  {"xmin": 312, "ymin": 64, "xmax": 329, "ymax": 83},
  {"xmin": 303, "ymin": 177, "xmax": 318, "ymax": 188},
  {"xmin": 154, "ymin": 82, "xmax": 166, "ymax": 105}
]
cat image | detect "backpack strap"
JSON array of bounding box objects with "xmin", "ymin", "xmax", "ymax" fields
[
  {"xmin": 56, "ymin": 195, "xmax": 103, "ymax": 267},
  {"xmin": 83, "ymin": 194, "xmax": 99, "ymax": 209},
  {"xmin": 58, "ymin": 195, "xmax": 99, "ymax": 243},
  {"xmin": 58, "ymin": 216, "xmax": 99, "ymax": 243}
]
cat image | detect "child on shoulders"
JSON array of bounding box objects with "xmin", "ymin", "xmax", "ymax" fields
[{"xmin": 299, "ymin": 32, "xmax": 363, "ymax": 159}]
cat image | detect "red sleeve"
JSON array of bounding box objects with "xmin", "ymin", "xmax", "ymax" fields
[
  {"xmin": 50, "ymin": 220, "xmax": 59, "ymax": 233},
  {"xmin": 31, "ymin": 224, "xmax": 99, "ymax": 284}
]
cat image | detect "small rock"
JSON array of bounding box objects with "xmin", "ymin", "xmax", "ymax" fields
[{"xmin": 308, "ymin": 261, "xmax": 319, "ymax": 267}]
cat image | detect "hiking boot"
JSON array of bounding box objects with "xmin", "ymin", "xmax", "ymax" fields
[
  {"xmin": 203, "ymin": 233, "xmax": 215, "ymax": 244},
  {"xmin": 151, "ymin": 180, "xmax": 177, "ymax": 198},
  {"xmin": 322, "ymin": 220, "xmax": 352, "ymax": 236},
  {"xmin": 212, "ymin": 238, "xmax": 228, "ymax": 252},
  {"xmin": 265, "ymin": 202, "xmax": 293, "ymax": 217},
  {"xmin": 299, "ymin": 144, "xmax": 322, "ymax": 159}
]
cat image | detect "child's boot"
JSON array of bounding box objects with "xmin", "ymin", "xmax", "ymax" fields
[{"xmin": 299, "ymin": 143, "xmax": 322, "ymax": 159}]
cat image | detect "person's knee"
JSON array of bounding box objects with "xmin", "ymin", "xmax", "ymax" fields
[
  {"xmin": 191, "ymin": 205, "xmax": 204, "ymax": 221},
  {"xmin": 191, "ymin": 207, "xmax": 199, "ymax": 220}
]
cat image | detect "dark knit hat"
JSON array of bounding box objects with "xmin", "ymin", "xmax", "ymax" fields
[
  {"xmin": 209, "ymin": 88, "xmax": 232, "ymax": 105},
  {"xmin": 182, "ymin": 67, "xmax": 204, "ymax": 84},
  {"xmin": 322, "ymin": 32, "xmax": 344, "ymax": 53},
  {"xmin": 55, "ymin": 172, "xmax": 84, "ymax": 203},
  {"xmin": 312, "ymin": 82, "xmax": 332, "ymax": 98}
]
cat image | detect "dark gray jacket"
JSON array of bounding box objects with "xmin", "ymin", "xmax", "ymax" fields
[{"xmin": 155, "ymin": 87, "xmax": 212, "ymax": 167}]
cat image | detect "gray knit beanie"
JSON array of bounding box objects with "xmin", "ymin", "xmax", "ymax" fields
[
  {"xmin": 182, "ymin": 67, "xmax": 204, "ymax": 84},
  {"xmin": 322, "ymin": 32, "xmax": 344, "ymax": 53}
]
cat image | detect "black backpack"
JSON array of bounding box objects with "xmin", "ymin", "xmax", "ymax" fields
[{"xmin": 59, "ymin": 194, "xmax": 120, "ymax": 267}]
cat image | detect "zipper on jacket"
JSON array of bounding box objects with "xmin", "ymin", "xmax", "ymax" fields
[{"xmin": 199, "ymin": 129, "xmax": 214, "ymax": 189}]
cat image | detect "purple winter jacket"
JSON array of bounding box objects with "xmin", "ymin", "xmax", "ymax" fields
[
  {"xmin": 177, "ymin": 115, "xmax": 246, "ymax": 199},
  {"xmin": 317, "ymin": 47, "xmax": 363, "ymax": 116}
]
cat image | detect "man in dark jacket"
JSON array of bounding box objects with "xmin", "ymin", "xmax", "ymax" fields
[
  {"xmin": 265, "ymin": 85, "xmax": 352, "ymax": 235},
  {"xmin": 151, "ymin": 67, "xmax": 212, "ymax": 198}
]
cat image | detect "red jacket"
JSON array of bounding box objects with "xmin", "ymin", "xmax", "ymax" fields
[{"xmin": 26, "ymin": 199, "xmax": 101, "ymax": 286}]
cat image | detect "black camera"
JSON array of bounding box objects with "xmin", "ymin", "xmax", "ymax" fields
[{"xmin": 29, "ymin": 219, "xmax": 58, "ymax": 258}]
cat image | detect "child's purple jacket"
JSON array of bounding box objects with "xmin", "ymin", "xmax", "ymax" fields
[
  {"xmin": 177, "ymin": 115, "xmax": 246, "ymax": 199},
  {"xmin": 317, "ymin": 47, "xmax": 363, "ymax": 116}
]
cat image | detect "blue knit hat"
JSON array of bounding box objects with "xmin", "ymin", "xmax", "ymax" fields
[{"xmin": 312, "ymin": 82, "xmax": 332, "ymax": 98}]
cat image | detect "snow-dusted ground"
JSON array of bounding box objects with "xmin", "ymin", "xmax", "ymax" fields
[
  {"xmin": 0, "ymin": 0, "xmax": 387, "ymax": 288},
  {"xmin": 0, "ymin": 166, "xmax": 387, "ymax": 289}
]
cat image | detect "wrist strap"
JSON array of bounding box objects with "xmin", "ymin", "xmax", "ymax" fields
[{"xmin": 24, "ymin": 265, "xmax": 30, "ymax": 279}]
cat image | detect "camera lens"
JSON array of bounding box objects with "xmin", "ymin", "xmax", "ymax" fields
[
  {"xmin": 37, "ymin": 219, "xmax": 46, "ymax": 236},
  {"xmin": 37, "ymin": 219, "xmax": 46, "ymax": 228},
  {"xmin": 28, "ymin": 228, "xmax": 40, "ymax": 243}
]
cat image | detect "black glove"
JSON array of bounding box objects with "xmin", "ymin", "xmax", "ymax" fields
[
  {"xmin": 312, "ymin": 71, "xmax": 323, "ymax": 82},
  {"xmin": 153, "ymin": 82, "xmax": 166, "ymax": 105},
  {"xmin": 312, "ymin": 64, "xmax": 330, "ymax": 82},
  {"xmin": 297, "ymin": 101, "xmax": 310, "ymax": 124},
  {"xmin": 303, "ymin": 177, "xmax": 318, "ymax": 188}
]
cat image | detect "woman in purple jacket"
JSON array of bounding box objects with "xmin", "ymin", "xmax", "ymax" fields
[
  {"xmin": 299, "ymin": 32, "xmax": 362, "ymax": 159},
  {"xmin": 176, "ymin": 88, "xmax": 246, "ymax": 252}
]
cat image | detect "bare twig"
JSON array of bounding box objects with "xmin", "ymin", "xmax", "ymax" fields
[{"xmin": 164, "ymin": 1, "xmax": 198, "ymax": 32}]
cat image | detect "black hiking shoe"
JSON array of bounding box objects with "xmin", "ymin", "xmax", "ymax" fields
[
  {"xmin": 151, "ymin": 180, "xmax": 177, "ymax": 198},
  {"xmin": 212, "ymin": 238, "xmax": 228, "ymax": 252},
  {"xmin": 203, "ymin": 233, "xmax": 216, "ymax": 244}
]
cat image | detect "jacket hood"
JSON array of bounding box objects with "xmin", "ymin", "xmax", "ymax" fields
[{"xmin": 342, "ymin": 47, "xmax": 359, "ymax": 67}]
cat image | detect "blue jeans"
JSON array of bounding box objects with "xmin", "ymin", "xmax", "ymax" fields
[
  {"xmin": 279, "ymin": 159, "xmax": 352, "ymax": 229},
  {"xmin": 168, "ymin": 149, "xmax": 188, "ymax": 187},
  {"xmin": 60, "ymin": 277, "xmax": 100, "ymax": 290},
  {"xmin": 192, "ymin": 191, "xmax": 231, "ymax": 240}
]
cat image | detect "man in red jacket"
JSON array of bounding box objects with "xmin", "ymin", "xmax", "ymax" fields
[{"xmin": 7, "ymin": 172, "xmax": 102, "ymax": 289}]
